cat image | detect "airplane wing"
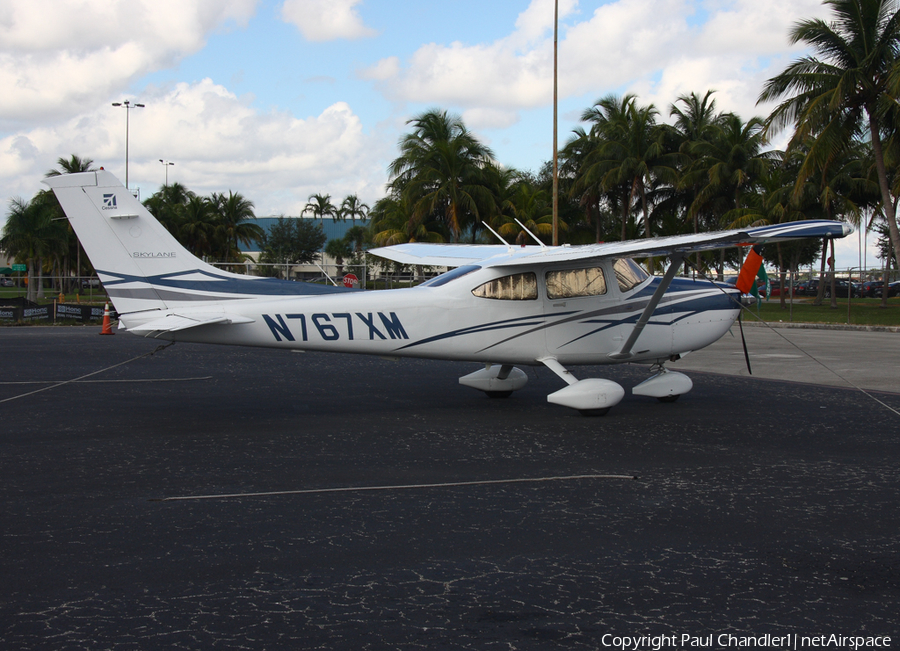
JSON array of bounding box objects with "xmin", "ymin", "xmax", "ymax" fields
[
  {"xmin": 369, "ymin": 220, "xmax": 853, "ymax": 268},
  {"xmin": 127, "ymin": 312, "xmax": 255, "ymax": 337},
  {"xmin": 366, "ymin": 244, "xmax": 513, "ymax": 267}
]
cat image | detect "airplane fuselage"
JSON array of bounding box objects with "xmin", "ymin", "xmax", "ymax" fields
[{"xmin": 124, "ymin": 264, "xmax": 741, "ymax": 367}]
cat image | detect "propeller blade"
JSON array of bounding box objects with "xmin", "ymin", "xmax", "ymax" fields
[{"xmin": 738, "ymin": 312, "xmax": 752, "ymax": 375}]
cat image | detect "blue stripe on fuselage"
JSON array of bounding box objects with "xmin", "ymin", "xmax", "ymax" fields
[{"xmin": 98, "ymin": 268, "xmax": 355, "ymax": 296}]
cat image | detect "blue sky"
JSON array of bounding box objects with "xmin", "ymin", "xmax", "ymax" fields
[{"xmin": 0, "ymin": 0, "xmax": 880, "ymax": 267}]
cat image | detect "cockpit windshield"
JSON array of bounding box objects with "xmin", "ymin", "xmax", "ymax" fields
[
  {"xmin": 613, "ymin": 258, "xmax": 649, "ymax": 292},
  {"xmin": 419, "ymin": 265, "xmax": 482, "ymax": 288}
]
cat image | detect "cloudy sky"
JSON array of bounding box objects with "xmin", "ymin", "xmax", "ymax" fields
[{"xmin": 0, "ymin": 0, "xmax": 877, "ymax": 266}]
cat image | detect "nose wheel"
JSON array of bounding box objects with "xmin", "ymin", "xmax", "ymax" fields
[{"xmin": 632, "ymin": 364, "xmax": 692, "ymax": 402}]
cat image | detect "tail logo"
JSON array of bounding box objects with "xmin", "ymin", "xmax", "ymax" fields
[{"xmin": 102, "ymin": 194, "xmax": 118, "ymax": 210}]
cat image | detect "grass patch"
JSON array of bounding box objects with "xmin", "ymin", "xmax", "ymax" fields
[{"xmin": 748, "ymin": 298, "xmax": 900, "ymax": 327}]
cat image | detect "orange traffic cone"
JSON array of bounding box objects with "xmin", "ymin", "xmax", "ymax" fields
[{"xmin": 100, "ymin": 302, "xmax": 115, "ymax": 336}]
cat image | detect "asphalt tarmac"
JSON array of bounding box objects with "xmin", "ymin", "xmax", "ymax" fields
[{"xmin": 1, "ymin": 326, "xmax": 898, "ymax": 649}]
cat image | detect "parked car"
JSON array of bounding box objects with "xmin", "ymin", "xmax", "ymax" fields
[
  {"xmin": 80, "ymin": 278, "xmax": 101, "ymax": 288},
  {"xmin": 0, "ymin": 277, "xmax": 14, "ymax": 287},
  {"xmin": 873, "ymin": 281, "xmax": 900, "ymax": 298},
  {"xmin": 793, "ymin": 279, "xmax": 819, "ymax": 296},
  {"xmin": 823, "ymin": 279, "xmax": 858, "ymax": 298},
  {"xmin": 859, "ymin": 280, "xmax": 883, "ymax": 298}
]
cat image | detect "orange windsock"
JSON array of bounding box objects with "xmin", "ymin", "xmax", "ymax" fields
[{"xmin": 735, "ymin": 246, "xmax": 763, "ymax": 294}]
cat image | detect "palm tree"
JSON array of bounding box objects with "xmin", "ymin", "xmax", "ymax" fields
[
  {"xmin": 179, "ymin": 195, "xmax": 217, "ymax": 259},
  {"xmin": 343, "ymin": 224, "xmax": 369, "ymax": 253},
  {"xmin": 669, "ymin": 91, "xmax": 727, "ymax": 234},
  {"xmin": 325, "ymin": 237, "xmax": 353, "ymax": 275},
  {"xmin": 369, "ymin": 193, "xmax": 447, "ymax": 281},
  {"xmin": 661, "ymin": 91, "xmax": 730, "ymax": 273},
  {"xmin": 144, "ymin": 182, "xmax": 195, "ymax": 239},
  {"xmin": 685, "ymin": 113, "xmax": 775, "ymax": 228},
  {"xmin": 670, "ymin": 91, "xmax": 723, "ymax": 146},
  {"xmin": 578, "ymin": 94, "xmax": 682, "ymax": 242},
  {"xmin": 791, "ymin": 139, "xmax": 871, "ymax": 305},
  {"xmin": 494, "ymin": 174, "xmax": 556, "ymax": 244},
  {"xmin": 46, "ymin": 154, "xmax": 95, "ymax": 177},
  {"xmin": 369, "ymin": 194, "xmax": 447, "ymax": 247},
  {"xmin": 44, "ymin": 154, "xmax": 97, "ymax": 282},
  {"xmin": 1, "ymin": 194, "xmax": 67, "ymax": 301},
  {"xmin": 760, "ymin": 0, "xmax": 900, "ymax": 272},
  {"xmin": 682, "ymin": 113, "xmax": 776, "ymax": 278},
  {"xmin": 209, "ymin": 191, "xmax": 263, "ymax": 262},
  {"xmin": 339, "ymin": 195, "xmax": 369, "ymax": 224},
  {"xmin": 303, "ymin": 194, "xmax": 338, "ymax": 222},
  {"xmin": 388, "ymin": 109, "xmax": 496, "ymax": 243}
]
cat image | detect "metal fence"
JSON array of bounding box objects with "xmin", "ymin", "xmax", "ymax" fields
[{"xmin": 0, "ymin": 275, "xmax": 109, "ymax": 302}]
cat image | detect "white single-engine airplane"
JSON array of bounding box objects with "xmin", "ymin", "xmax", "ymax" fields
[{"xmin": 46, "ymin": 170, "xmax": 852, "ymax": 415}]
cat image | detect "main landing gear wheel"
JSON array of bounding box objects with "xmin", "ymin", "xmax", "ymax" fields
[
  {"xmin": 657, "ymin": 394, "xmax": 680, "ymax": 403},
  {"xmin": 539, "ymin": 358, "xmax": 625, "ymax": 415},
  {"xmin": 459, "ymin": 365, "xmax": 528, "ymax": 399}
]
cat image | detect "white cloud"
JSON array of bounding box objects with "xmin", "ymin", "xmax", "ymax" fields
[
  {"xmin": 696, "ymin": 0, "xmax": 829, "ymax": 56},
  {"xmin": 559, "ymin": 0, "xmax": 692, "ymax": 96},
  {"xmin": 366, "ymin": 0, "xmax": 836, "ymax": 134},
  {"xmin": 359, "ymin": 56, "xmax": 399, "ymax": 82},
  {"xmin": 0, "ymin": 79, "xmax": 390, "ymax": 219},
  {"xmin": 511, "ymin": 0, "xmax": 579, "ymax": 48},
  {"xmin": 462, "ymin": 107, "xmax": 520, "ymax": 131},
  {"xmin": 368, "ymin": 0, "xmax": 692, "ymax": 111},
  {"xmin": 280, "ymin": 0, "xmax": 376, "ymax": 42},
  {"xmin": 0, "ymin": 0, "xmax": 258, "ymax": 127}
]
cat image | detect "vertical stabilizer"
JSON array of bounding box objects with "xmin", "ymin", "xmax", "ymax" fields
[
  {"xmin": 45, "ymin": 170, "xmax": 353, "ymax": 318},
  {"xmin": 47, "ymin": 169, "xmax": 255, "ymax": 318},
  {"xmin": 45, "ymin": 171, "xmax": 209, "ymax": 314}
]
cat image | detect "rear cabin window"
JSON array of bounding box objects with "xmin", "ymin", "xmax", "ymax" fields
[
  {"xmin": 472, "ymin": 272, "xmax": 538, "ymax": 300},
  {"xmin": 613, "ymin": 258, "xmax": 649, "ymax": 292},
  {"xmin": 545, "ymin": 267, "xmax": 607, "ymax": 299}
]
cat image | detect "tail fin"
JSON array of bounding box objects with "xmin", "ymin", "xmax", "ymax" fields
[
  {"xmin": 45, "ymin": 170, "xmax": 351, "ymax": 317},
  {"xmin": 45, "ymin": 170, "xmax": 219, "ymax": 314}
]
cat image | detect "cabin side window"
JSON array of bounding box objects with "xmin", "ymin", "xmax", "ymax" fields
[
  {"xmin": 613, "ymin": 258, "xmax": 649, "ymax": 292},
  {"xmin": 545, "ymin": 267, "xmax": 607, "ymax": 299},
  {"xmin": 472, "ymin": 272, "xmax": 538, "ymax": 300}
]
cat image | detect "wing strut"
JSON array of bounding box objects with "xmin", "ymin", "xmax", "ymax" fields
[{"xmin": 608, "ymin": 253, "xmax": 684, "ymax": 360}]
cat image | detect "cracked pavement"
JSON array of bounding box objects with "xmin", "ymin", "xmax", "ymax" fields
[{"xmin": 1, "ymin": 328, "xmax": 898, "ymax": 648}]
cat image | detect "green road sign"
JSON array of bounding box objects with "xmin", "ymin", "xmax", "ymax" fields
[{"xmin": 12, "ymin": 264, "xmax": 26, "ymax": 272}]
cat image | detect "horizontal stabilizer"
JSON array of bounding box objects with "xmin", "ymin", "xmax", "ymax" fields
[{"xmin": 127, "ymin": 313, "xmax": 255, "ymax": 337}]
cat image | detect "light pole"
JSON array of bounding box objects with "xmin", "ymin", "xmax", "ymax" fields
[
  {"xmin": 112, "ymin": 100, "xmax": 145, "ymax": 189},
  {"xmin": 159, "ymin": 159, "xmax": 174, "ymax": 186},
  {"xmin": 551, "ymin": 0, "xmax": 559, "ymax": 247}
]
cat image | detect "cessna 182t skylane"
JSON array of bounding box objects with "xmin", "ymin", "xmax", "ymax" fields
[{"xmin": 46, "ymin": 170, "xmax": 852, "ymax": 415}]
